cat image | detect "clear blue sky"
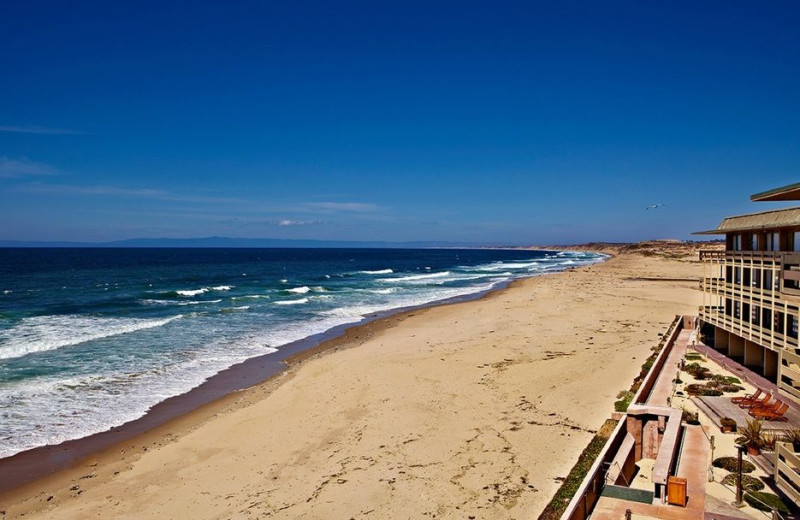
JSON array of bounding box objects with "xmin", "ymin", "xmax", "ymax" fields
[{"xmin": 1, "ymin": 1, "xmax": 799, "ymax": 244}]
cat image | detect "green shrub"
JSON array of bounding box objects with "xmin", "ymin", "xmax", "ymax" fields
[
  {"xmin": 721, "ymin": 385, "xmax": 744, "ymax": 393},
  {"xmin": 684, "ymin": 353, "xmax": 704, "ymax": 361},
  {"xmin": 713, "ymin": 457, "xmax": 755, "ymax": 473},
  {"xmin": 700, "ymin": 388, "xmax": 723, "ymax": 397},
  {"xmin": 711, "ymin": 374, "xmax": 741, "ymax": 385},
  {"xmin": 720, "ymin": 473, "xmax": 764, "ymax": 492},
  {"xmin": 614, "ymin": 390, "xmax": 634, "ymax": 412},
  {"xmin": 743, "ymin": 491, "xmax": 789, "ymax": 514}
]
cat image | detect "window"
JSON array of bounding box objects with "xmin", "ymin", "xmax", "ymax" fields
[
  {"xmin": 794, "ymin": 231, "xmax": 800, "ymax": 252},
  {"xmin": 767, "ymin": 232, "xmax": 780, "ymax": 252},
  {"xmin": 752, "ymin": 234, "xmax": 759, "ymax": 251},
  {"xmin": 733, "ymin": 234, "xmax": 743, "ymax": 251}
]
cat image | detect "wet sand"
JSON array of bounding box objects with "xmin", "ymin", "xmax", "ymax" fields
[{"xmin": 1, "ymin": 250, "xmax": 705, "ymax": 519}]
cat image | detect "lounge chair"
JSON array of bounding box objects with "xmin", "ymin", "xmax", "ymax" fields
[
  {"xmin": 748, "ymin": 399, "xmax": 781, "ymax": 416},
  {"xmin": 751, "ymin": 402, "xmax": 789, "ymax": 421},
  {"xmin": 740, "ymin": 393, "xmax": 773, "ymax": 409},
  {"xmin": 732, "ymin": 388, "xmax": 763, "ymax": 405}
]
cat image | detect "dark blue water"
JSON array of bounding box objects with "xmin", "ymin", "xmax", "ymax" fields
[{"xmin": 0, "ymin": 247, "xmax": 605, "ymax": 457}]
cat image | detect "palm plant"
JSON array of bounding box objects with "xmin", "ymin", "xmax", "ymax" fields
[{"xmin": 736, "ymin": 418, "xmax": 765, "ymax": 455}]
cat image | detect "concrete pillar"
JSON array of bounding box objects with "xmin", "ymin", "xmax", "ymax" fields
[
  {"xmin": 744, "ymin": 340, "xmax": 764, "ymax": 371},
  {"xmin": 729, "ymin": 334, "xmax": 744, "ymax": 359},
  {"xmin": 627, "ymin": 415, "xmax": 643, "ymax": 461},
  {"xmin": 764, "ymin": 348, "xmax": 779, "ymax": 381},
  {"xmin": 715, "ymin": 327, "xmax": 730, "ymax": 353}
]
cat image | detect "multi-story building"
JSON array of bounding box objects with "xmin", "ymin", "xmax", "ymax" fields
[{"xmin": 697, "ymin": 182, "xmax": 800, "ymax": 404}]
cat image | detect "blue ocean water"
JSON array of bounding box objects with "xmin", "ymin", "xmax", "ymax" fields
[{"xmin": 0, "ymin": 247, "xmax": 605, "ymax": 458}]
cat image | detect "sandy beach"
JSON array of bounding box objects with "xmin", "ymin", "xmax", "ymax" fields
[{"xmin": 1, "ymin": 246, "xmax": 707, "ymax": 519}]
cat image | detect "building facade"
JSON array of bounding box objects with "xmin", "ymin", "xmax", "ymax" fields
[{"xmin": 697, "ymin": 182, "xmax": 800, "ymax": 404}]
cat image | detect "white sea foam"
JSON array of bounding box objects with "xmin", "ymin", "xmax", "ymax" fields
[
  {"xmin": 287, "ymin": 286, "xmax": 310, "ymax": 294},
  {"xmin": 176, "ymin": 288, "xmax": 208, "ymax": 297},
  {"xmin": 368, "ymin": 288, "xmax": 397, "ymax": 294},
  {"xmin": 274, "ymin": 298, "xmax": 309, "ymax": 305},
  {"xmin": 360, "ymin": 269, "xmax": 393, "ymax": 275},
  {"xmin": 211, "ymin": 285, "xmax": 233, "ymax": 291},
  {"xmin": 2, "ymin": 290, "xmax": 11, "ymax": 295},
  {"xmin": 378, "ymin": 271, "xmax": 450, "ymax": 283},
  {"xmin": 231, "ymin": 294, "xmax": 270, "ymax": 300},
  {"xmin": 221, "ymin": 306, "xmax": 250, "ymax": 313},
  {"xmin": 178, "ymin": 299, "xmax": 221, "ymax": 306},
  {"xmin": 0, "ymin": 315, "xmax": 183, "ymax": 360}
]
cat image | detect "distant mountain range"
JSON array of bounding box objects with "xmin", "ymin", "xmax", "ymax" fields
[{"xmin": 0, "ymin": 236, "xmax": 506, "ymax": 249}]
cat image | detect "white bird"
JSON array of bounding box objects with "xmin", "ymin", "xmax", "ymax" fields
[{"xmin": 645, "ymin": 203, "xmax": 666, "ymax": 210}]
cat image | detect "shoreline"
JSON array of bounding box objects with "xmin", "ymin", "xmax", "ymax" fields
[
  {"xmin": 0, "ymin": 259, "xmax": 576, "ymax": 499},
  {"xmin": 1, "ymin": 249, "xmax": 704, "ymax": 519}
]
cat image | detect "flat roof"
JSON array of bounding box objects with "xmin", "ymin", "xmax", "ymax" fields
[
  {"xmin": 751, "ymin": 182, "xmax": 800, "ymax": 201},
  {"xmin": 693, "ymin": 206, "xmax": 800, "ymax": 235}
]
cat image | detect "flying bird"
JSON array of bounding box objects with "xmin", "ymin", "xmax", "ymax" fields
[{"xmin": 645, "ymin": 203, "xmax": 666, "ymax": 210}]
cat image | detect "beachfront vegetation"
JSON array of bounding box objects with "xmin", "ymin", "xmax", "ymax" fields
[
  {"xmin": 614, "ymin": 390, "xmax": 634, "ymax": 412},
  {"xmin": 685, "ymin": 379, "xmax": 742, "ymax": 396},
  {"xmin": 684, "ymin": 362, "xmax": 711, "ymax": 379},
  {"xmin": 539, "ymin": 419, "xmax": 618, "ymax": 520},
  {"xmin": 720, "ymin": 417, "xmax": 737, "ymax": 432},
  {"xmin": 681, "ymin": 408, "xmax": 700, "ymax": 425},
  {"xmin": 720, "ymin": 473, "xmax": 765, "ymax": 492},
  {"xmin": 712, "ymin": 374, "xmax": 741, "ymax": 385},
  {"xmin": 744, "ymin": 491, "xmax": 790, "ymax": 514},
  {"xmin": 713, "ymin": 456, "xmax": 755, "ymax": 473},
  {"xmin": 736, "ymin": 419, "xmax": 766, "ymax": 455}
]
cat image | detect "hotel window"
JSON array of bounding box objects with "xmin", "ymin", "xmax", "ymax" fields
[
  {"xmin": 733, "ymin": 234, "xmax": 743, "ymax": 251},
  {"xmin": 753, "ymin": 268, "xmax": 761, "ymax": 288},
  {"xmin": 763, "ymin": 308, "xmax": 773, "ymax": 329},
  {"xmin": 752, "ymin": 234, "xmax": 759, "ymax": 251},
  {"xmin": 735, "ymin": 267, "xmax": 742, "ymax": 284},
  {"xmin": 734, "ymin": 301, "xmax": 740, "ymax": 319},
  {"xmin": 752, "ymin": 305, "xmax": 760, "ymax": 326},
  {"xmin": 789, "ymin": 314, "xmax": 799, "ymax": 340},
  {"xmin": 794, "ymin": 231, "xmax": 800, "ymax": 252},
  {"xmin": 765, "ymin": 270, "xmax": 774, "ymax": 290},
  {"xmin": 766, "ymin": 232, "xmax": 779, "ymax": 252}
]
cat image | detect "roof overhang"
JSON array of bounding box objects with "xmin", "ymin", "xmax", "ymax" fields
[
  {"xmin": 693, "ymin": 206, "xmax": 800, "ymax": 235},
  {"xmin": 751, "ymin": 182, "xmax": 800, "ymax": 201}
]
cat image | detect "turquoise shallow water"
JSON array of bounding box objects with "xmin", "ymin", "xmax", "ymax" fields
[{"xmin": 0, "ymin": 247, "xmax": 605, "ymax": 458}]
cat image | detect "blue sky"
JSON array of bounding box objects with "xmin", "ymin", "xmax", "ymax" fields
[{"xmin": 1, "ymin": 1, "xmax": 799, "ymax": 244}]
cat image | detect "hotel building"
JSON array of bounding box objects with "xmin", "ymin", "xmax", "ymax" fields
[{"xmin": 697, "ymin": 182, "xmax": 800, "ymax": 404}]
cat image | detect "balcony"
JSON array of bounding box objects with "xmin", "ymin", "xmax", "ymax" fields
[
  {"xmin": 699, "ymin": 250, "xmax": 782, "ymax": 264},
  {"xmin": 699, "ymin": 309, "xmax": 799, "ymax": 349}
]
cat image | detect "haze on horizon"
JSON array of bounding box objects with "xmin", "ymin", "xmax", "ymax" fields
[{"xmin": 1, "ymin": 1, "xmax": 799, "ymax": 246}]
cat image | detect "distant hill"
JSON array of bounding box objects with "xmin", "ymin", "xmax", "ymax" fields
[{"xmin": 0, "ymin": 236, "xmax": 499, "ymax": 249}]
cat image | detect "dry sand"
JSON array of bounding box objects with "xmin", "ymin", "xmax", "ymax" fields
[{"xmin": 1, "ymin": 247, "xmax": 709, "ymax": 519}]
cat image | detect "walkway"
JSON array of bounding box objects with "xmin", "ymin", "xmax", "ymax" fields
[{"xmin": 592, "ymin": 328, "xmax": 710, "ymax": 519}]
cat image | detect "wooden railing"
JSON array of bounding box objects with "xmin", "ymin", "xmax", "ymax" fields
[{"xmin": 775, "ymin": 442, "xmax": 800, "ymax": 506}]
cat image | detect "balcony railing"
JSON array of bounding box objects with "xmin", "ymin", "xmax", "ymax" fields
[
  {"xmin": 775, "ymin": 443, "xmax": 800, "ymax": 507},
  {"xmin": 699, "ymin": 309, "xmax": 799, "ymax": 349},
  {"xmin": 699, "ymin": 250, "xmax": 782, "ymax": 263}
]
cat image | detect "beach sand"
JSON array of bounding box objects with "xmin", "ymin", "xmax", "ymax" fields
[{"xmin": 1, "ymin": 247, "xmax": 707, "ymax": 519}]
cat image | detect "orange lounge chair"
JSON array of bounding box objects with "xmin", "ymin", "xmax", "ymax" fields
[
  {"xmin": 748, "ymin": 399, "xmax": 781, "ymax": 416},
  {"xmin": 740, "ymin": 393, "xmax": 772, "ymax": 409},
  {"xmin": 751, "ymin": 402, "xmax": 789, "ymax": 422},
  {"xmin": 732, "ymin": 388, "xmax": 763, "ymax": 405}
]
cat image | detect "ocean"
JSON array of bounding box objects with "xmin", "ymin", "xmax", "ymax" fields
[{"xmin": 0, "ymin": 247, "xmax": 605, "ymax": 459}]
